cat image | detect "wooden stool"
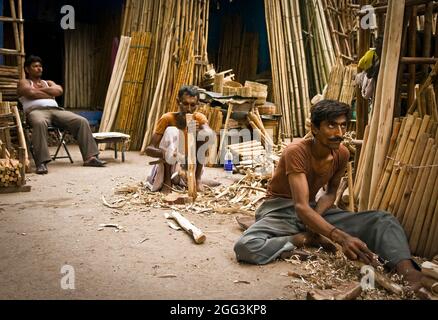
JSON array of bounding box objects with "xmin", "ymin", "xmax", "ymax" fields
[{"xmin": 92, "ymin": 132, "xmax": 130, "ymax": 162}]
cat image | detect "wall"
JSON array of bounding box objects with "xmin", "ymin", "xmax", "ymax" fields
[{"xmin": 207, "ymin": 0, "xmax": 271, "ymax": 77}]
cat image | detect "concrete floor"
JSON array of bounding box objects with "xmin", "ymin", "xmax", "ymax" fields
[{"xmin": 0, "ymin": 145, "xmax": 307, "ymax": 300}]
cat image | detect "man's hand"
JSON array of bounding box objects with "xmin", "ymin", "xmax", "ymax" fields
[{"xmin": 332, "ymin": 230, "xmax": 376, "ymax": 264}]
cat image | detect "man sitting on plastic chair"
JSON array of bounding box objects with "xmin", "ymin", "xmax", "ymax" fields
[{"xmin": 17, "ymin": 55, "xmax": 106, "ymax": 174}]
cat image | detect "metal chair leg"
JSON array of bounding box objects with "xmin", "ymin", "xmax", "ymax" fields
[{"xmin": 52, "ymin": 128, "xmax": 74, "ymax": 163}]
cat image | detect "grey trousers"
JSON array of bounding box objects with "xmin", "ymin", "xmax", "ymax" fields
[
  {"xmin": 234, "ymin": 197, "xmax": 412, "ymax": 268},
  {"xmin": 27, "ymin": 107, "xmax": 99, "ymax": 165}
]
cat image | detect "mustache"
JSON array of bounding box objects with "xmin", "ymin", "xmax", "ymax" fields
[{"xmin": 329, "ymin": 137, "xmax": 344, "ymax": 142}]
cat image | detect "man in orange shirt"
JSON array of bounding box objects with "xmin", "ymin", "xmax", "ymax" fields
[{"xmin": 145, "ymin": 85, "xmax": 214, "ymax": 194}]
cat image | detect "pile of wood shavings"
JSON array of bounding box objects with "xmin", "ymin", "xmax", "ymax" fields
[
  {"xmin": 103, "ymin": 170, "xmax": 270, "ymax": 216},
  {"xmin": 285, "ymin": 248, "xmax": 421, "ymax": 300}
]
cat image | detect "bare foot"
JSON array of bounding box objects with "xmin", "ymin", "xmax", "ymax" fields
[
  {"xmin": 292, "ymin": 232, "xmax": 337, "ymax": 253},
  {"xmin": 396, "ymin": 260, "xmax": 425, "ymax": 294},
  {"xmin": 196, "ymin": 181, "xmax": 205, "ymax": 192},
  {"xmin": 161, "ymin": 185, "xmax": 172, "ymax": 195}
]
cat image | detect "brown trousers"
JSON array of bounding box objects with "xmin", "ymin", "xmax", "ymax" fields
[{"xmin": 27, "ymin": 107, "xmax": 99, "ymax": 165}]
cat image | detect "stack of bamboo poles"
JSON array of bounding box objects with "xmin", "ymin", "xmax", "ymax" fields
[
  {"xmin": 140, "ymin": 31, "xmax": 197, "ymax": 151},
  {"xmin": 115, "ymin": 32, "xmax": 152, "ymax": 149},
  {"xmin": 325, "ymin": 60, "xmax": 358, "ymax": 105},
  {"xmin": 301, "ymin": 0, "xmax": 336, "ymax": 96},
  {"xmin": 167, "ymin": 31, "xmax": 195, "ymax": 113},
  {"xmin": 0, "ymin": 66, "xmax": 20, "ymax": 101},
  {"xmin": 355, "ymin": 114, "xmax": 438, "ymax": 258},
  {"xmin": 99, "ymin": 36, "xmax": 131, "ymax": 142},
  {"xmin": 265, "ymin": 0, "xmax": 333, "ymax": 137},
  {"xmin": 114, "ymin": 0, "xmax": 210, "ymax": 151},
  {"xmin": 121, "ymin": 0, "xmax": 210, "ymax": 85},
  {"xmin": 0, "ymin": 157, "xmax": 23, "ymax": 187},
  {"xmin": 356, "ymin": 0, "xmax": 406, "ymax": 212},
  {"xmin": 325, "ymin": 60, "xmax": 345, "ymax": 100},
  {"xmin": 339, "ymin": 64, "xmax": 358, "ymax": 105}
]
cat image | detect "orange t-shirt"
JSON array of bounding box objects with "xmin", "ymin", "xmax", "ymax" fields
[
  {"xmin": 267, "ymin": 139, "xmax": 350, "ymax": 202},
  {"xmin": 154, "ymin": 112, "xmax": 208, "ymax": 135}
]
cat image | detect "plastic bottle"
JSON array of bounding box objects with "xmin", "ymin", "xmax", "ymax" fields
[{"xmin": 224, "ymin": 148, "xmax": 233, "ymax": 176}]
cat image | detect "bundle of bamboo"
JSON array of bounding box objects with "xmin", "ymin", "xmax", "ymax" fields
[
  {"xmin": 354, "ymin": 114, "xmax": 438, "ymax": 258},
  {"xmin": 324, "ymin": 60, "xmax": 357, "ymax": 105},
  {"xmin": 324, "ymin": 59, "xmax": 346, "ymax": 100},
  {"xmin": 0, "ymin": 158, "xmax": 23, "ymax": 187},
  {"xmin": 301, "ymin": 0, "xmax": 336, "ymax": 95},
  {"xmin": 115, "ymin": 0, "xmax": 210, "ymax": 151},
  {"xmin": 356, "ymin": 0, "xmax": 406, "ymax": 211},
  {"xmin": 99, "ymin": 36, "xmax": 132, "ymax": 143},
  {"xmin": 115, "ymin": 32, "xmax": 152, "ymax": 149},
  {"xmin": 265, "ymin": 0, "xmax": 333, "ymax": 137}
]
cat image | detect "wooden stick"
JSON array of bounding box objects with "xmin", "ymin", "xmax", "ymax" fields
[
  {"xmin": 167, "ymin": 210, "xmax": 206, "ymax": 244},
  {"xmin": 347, "ymin": 161, "xmax": 354, "ymax": 212},
  {"xmin": 186, "ymin": 114, "xmax": 197, "ymax": 201}
]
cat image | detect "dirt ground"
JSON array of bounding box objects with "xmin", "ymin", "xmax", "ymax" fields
[{"xmin": 0, "ymin": 145, "xmax": 311, "ymax": 300}]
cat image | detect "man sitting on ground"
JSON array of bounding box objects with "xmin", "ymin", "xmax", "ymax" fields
[
  {"xmin": 145, "ymin": 85, "xmax": 215, "ymax": 194},
  {"xmin": 234, "ymin": 100, "xmax": 424, "ymax": 293},
  {"xmin": 17, "ymin": 55, "xmax": 105, "ymax": 174}
]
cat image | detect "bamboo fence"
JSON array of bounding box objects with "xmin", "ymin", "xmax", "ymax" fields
[{"xmin": 64, "ymin": 7, "xmax": 120, "ymax": 110}]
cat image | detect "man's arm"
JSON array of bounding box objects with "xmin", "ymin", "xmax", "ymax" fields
[
  {"xmin": 39, "ymin": 80, "xmax": 63, "ymax": 97},
  {"xmin": 314, "ymin": 166, "xmax": 345, "ymax": 215},
  {"xmin": 145, "ymin": 133, "xmax": 165, "ymax": 159},
  {"xmin": 17, "ymin": 79, "xmax": 53, "ymax": 99},
  {"xmin": 289, "ymin": 172, "xmax": 375, "ymax": 264}
]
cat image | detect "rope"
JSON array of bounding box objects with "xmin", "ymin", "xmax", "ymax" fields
[{"xmin": 386, "ymin": 156, "xmax": 438, "ymax": 169}]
